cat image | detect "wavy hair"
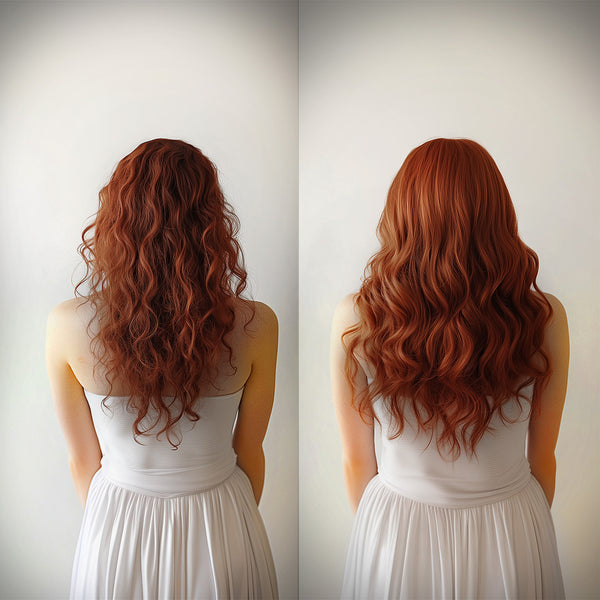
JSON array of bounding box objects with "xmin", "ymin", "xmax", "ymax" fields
[
  {"xmin": 77, "ymin": 138, "xmax": 251, "ymax": 446},
  {"xmin": 343, "ymin": 138, "xmax": 552, "ymax": 457}
]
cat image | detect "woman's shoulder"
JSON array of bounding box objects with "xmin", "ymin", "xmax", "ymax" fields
[
  {"xmin": 232, "ymin": 299, "xmax": 278, "ymax": 339},
  {"xmin": 332, "ymin": 293, "xmax": 360, "ymax": 330},
  {"xmin": 539, "ymin": 292, "xmax": 569, "ymax": 351},
  {"xmin": 250, "ymin": 300, "xmax": 278, "ymax": 325},
  {"xmin": 541, "ymin": 292, "xmax": 567, "ymax": 320},
  {"xmin": 46, "ymin": 298, "xmax": 94, "ymax": 362},
  {"xmin": 533, "ymin": 291, "xmax": 568, "ymax": 335},
  {"xmin": 47, "ymin": 297, "xmax": 92, "ymax": 329}
]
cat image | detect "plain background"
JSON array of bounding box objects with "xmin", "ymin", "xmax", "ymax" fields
[
  {"xmin": 299, "ymin": 1, "xmax": 599, "ymax": 599},
  {"xmin": 0, "ymin": 2, "xmax": 298, "ymax": 598}
]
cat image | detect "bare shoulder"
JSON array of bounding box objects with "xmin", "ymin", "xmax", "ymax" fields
[
  {"xmin": 47, "ymin": 298, "xmax": 93, "ymax": 361},
  {"xmin": 48, "ymin": 297, "xmax": 78, "ymax": 320},
  {"xmin": 331, "ymin": 293, "xmax": 362, "ymax": 359},
  {"xmin": 250, "ymin": 301, "xmax": 278, "ymax": 332},
  {"xmin": 540, "ymin": 292, "xmax": 569, "ymax": 355},
  {"xmin": 331, "ymin": 293, "xmax": 371, "ymax": 380},
  {"xmin": 542, "ymin": 292, "xmax": 567, "ymax": 322},
  {"xmin": 541, "ymin": 292, "xmax": 568, "ymax": 334},
  {"xmin": 233, "ymin": 299, "xmax": 278, "ymax": 342},
  {"xmin": 47, "ymin": 297, "xmax": 91, "ymax": 331},
  {"xmin": 332, "ymin": 293, "xmax": 360, "ymax": 332},
  {"xmin": 241, "ymin": 302, "xmax": 278, "ymax": 369}
]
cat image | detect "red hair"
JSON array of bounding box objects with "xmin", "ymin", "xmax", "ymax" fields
[
  {"xmin": 344, "ymin": 138, "xmax": 552, "ymax": 457},
  {"xmin": 77, "ymin": 138, "xmax": 251, "ymax": 446}
]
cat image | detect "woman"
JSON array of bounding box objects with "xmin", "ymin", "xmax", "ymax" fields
[
  {"xmin": 331, "ymin": 138, "xmax": 568, "ymax": 599},
  {"xmin": 46, "ymin": 139, "xmax": 279, "ymax": 599}
]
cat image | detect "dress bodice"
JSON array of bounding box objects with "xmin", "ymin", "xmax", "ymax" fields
[
  {"xmin": 85, "ymin": 388, "xmax": 244, "ymax": 497},
  {"xmin": 373, "ymin": 389, "xmax": 533, "ymax": 507}
]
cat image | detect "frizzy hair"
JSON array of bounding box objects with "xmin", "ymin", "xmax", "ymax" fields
[
  {"xmin": 343, "ymin": 138, "xmax": 552, "ymax": 457},
  {"xmin": 76, "ymin": 138, "xmax": 252, "ymax": 446}
]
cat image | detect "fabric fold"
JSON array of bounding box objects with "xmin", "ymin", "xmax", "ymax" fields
[
  {"xmin": 342, "ymin": 474, "xmax": 564, "ymax": 599},
  {"xmin": 71, "ymin": 467, "xmax": 278, "ymax": 600}
]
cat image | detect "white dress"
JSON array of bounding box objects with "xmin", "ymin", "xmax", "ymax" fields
[
  {"xmin": 71, "ymin": 388, "xmax": 278, "ymax": 600},
  {"xmin": 342, "ymin": 391, "xmax": 565, "ymax": 599}
]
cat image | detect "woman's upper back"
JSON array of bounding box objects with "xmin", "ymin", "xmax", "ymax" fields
[
  {"xmin": 334, "ymin": 290, "xmax": 568, "ymax": 505},
  {"xmin": 84, "ymin": 387, "xmax": 245, "ymax": 496},
  {"xmin": 48, "ymin": 297, "xmax": 276, "ymax": 493},
  {"xmin": 54, "ymin": 296, "xmax": 266, "ymax": 398},
  {"xmin": 373, "ymin": 391, "xmax": 533, "ymax": 506}
]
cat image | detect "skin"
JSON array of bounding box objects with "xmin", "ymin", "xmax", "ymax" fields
[
  {"xmin": 330, "ymin": 294, "xmax": 377, "ymax": 514},
  {"xmin": 46, "ymin": 297, "xmax": 277, "ymax": 507},
  {"xmin": 527, "ymin": 293, "xmax": 569, "ymax": 507},
  {"xmin": 331, "ymin": 292, "xmax": 568, "ymax": 514}
]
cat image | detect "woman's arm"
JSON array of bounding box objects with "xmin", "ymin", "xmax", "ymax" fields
[
  {"xmin": 232, "ymin": 302, "xmax": 278, "ymax": 505},
  {"xmin": 527, "ymin": 293, "xmax": 569, "ymax": 507},
  {"xmin": 46, "ymin": 301, "xmax": 102, "ymax": 506},
  {"xmin": 331, "ymin": 295, "xmax": 377, "ymax": 515}
]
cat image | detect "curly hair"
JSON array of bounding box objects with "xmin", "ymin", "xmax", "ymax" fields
[
  {"xmin": 343, "ymin": 138, "xmax": 553, "ymax": 457},
  {"xmin": 77, "ymin": 138, "xmax": 251, "ymax": 447}
]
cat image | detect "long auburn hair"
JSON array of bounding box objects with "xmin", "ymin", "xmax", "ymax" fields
[
  {"xmin": 343, "ymin": 138, "xmax": 553, "ymax": 457},
  {"xmin": 77, "ymin": 138, "xmax": 251, "ymax": 446}
]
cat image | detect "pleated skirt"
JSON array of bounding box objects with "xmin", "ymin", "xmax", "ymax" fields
[
  {"xmin": 342, "ymin": 474, "xmax": 564, "ymax": 599},
  {"xmin": 70, "ymin": 466, "xmax": 278, "ymax": 600}
]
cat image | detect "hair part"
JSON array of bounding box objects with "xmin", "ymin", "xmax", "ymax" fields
[
  {"xmin": 344, "ymin": 138, "xmax": 552, "ymax": 458},
  {"xmin": 77, "ymin": 138, "xmax": 252, "ymax": 447}
]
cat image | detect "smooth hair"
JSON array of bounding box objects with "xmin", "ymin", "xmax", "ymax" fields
[
  {"xmin": 77, "ymin": 138, "xmax": 251, "ymax": 447},
  {"xmin": 343, "ymin": 138, "xmax": 552, "ymax": 457}
]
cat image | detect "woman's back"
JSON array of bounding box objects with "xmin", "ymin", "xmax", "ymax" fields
[
  {"xmin": 340, "ymin": 317, "xmax": 565, "ymax": 600},
  {"xmin": 50, "ymin": 293, "xmax": 279, "ymax": 600},
  {"xmin": 58, "ymin": 296, "xmax": 255, "ymax": 399},
  {"xmin": 373, "ymin": 393, "xmax": 532, "ymax": 506},
  {"xmin": 332, "ymin": 139, "xmax": 568, "ymax": 599},
  {"xmin": 84, "ymin": 387, "xmax": 243, "ymax": 495},
  {"xmin": 58, "ymin": 297, "xmax": 262, "ymax": 494},
  {"xmin": 47, "ymin": 139, "xmax": 279, "ymax": 599}
]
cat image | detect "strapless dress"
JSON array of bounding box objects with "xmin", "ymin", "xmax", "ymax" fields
[{"xmin": 70, "ymin": 388, "xmax": 278, "ymax": 599}]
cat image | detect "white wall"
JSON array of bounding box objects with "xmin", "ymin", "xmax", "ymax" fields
[
  {"xmin": 0, "ymin": 2, "xmax": 298, "ymax": 598},
  {"xmin": 299, "ymin": 2, "xmax": 599, "ymax": 599}
]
